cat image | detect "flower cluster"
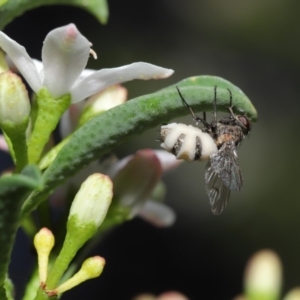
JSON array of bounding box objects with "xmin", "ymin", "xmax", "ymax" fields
[
  {"xmin": 0, "ymin": 23, "xmax": 180, "ymax": 298},
  {"xmin": 0, "ymin": 23, "xmax": 174, "ymax": 165}
]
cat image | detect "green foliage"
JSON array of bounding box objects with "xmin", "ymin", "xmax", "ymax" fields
[
  {"xmin": 0, "ymin": 0, "xmax": 108, "ymax": 30},
  {"xmin": 0, "ymin": 0, "xmax": 7, "ymax": 8},
  {"xmin": 0, "ymin": 165, "xmax": 42, "ymax": 298}
]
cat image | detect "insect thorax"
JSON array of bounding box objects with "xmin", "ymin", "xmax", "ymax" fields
[{"xmin": 212, "ymin": 123, "xmax": 245, "ymax": 148}]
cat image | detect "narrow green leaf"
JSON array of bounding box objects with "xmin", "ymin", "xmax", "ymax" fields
[
  {"xmin": 0, "ymin": 165, "xmax": 42, "ymax": 291},
  {"xmin": 0, "ymin": 0, "xmax": 108, "ymax": 30},
  {"xmin": 3, "ymin": 277, "xmax": 14, "ymax": 300},
  {"xmin": 21, "ymin": 76, "xmax": 257, "ymax": 218},
  {"xmin": 1, "ymin": 120, "xmax": 28, "ymax": 173},
  {"xmin": 39, "ymin": 137, "xmax": 69, "ymax": 171},
  {"xmin": 0, "ymin": 288, "xmax": 7, "ymax": 300}
]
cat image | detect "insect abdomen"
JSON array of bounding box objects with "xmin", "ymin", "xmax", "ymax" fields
[{"xmin": 160, "ymin": 123, "xmax": 218, "ymax": 161}]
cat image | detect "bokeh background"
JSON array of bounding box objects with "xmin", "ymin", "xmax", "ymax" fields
[{"xmin": 3, "ymin": 0, "xmax": 300, "ymax": 299}]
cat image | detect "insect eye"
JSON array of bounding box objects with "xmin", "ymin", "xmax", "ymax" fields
[{"xmin": 237, "ymin": 115, "xmax": 251, "ymax": 133}]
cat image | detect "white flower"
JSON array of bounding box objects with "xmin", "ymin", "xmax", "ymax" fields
[{"xmin": 0, "ymin": 24, "xmax": 174, "ymax": 102}]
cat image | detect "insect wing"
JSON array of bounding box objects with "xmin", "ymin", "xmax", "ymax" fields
[
  {"xmin": 210, "ymin": 141, "xmax": 243, "ymax": 191},
  {"xmin": 205, "ymin": 160, "xmax": 230, "ymax": 215}
]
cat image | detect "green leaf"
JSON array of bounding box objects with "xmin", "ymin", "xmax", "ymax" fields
[
  {"xmin": 0, "ymin": 0, "xmax": 108, "ymax": 30},
  {"xmin": 3, "ymin": 277, "xmax": 14, "ymax": 300},
  {"xmin": 21, "ymin": 76, "xmax": 257, "ymax": 218},
  {"xmin": 1, "ymin": 120, "xmax": 28, "ymax": 173},
  {"xmin": 0, "ymin": 288, "xmax": 7, "ymax": 300},
  {"xmin": 0, "ymin": 0, "xmax": 8, "ymax": 9},
  {"xmin": 0, "ymin": 165, "xmax": 43, "ymax": 292}
]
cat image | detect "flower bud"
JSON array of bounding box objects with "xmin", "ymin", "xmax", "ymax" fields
[
  {"xmin": 33, "ymin": 228, "xmax": 55, "ymax": 283},
  {"xmin": 157, "ymin": 291, "xmax": 190, "ymax": 300},
  {"xmin": 0, "ymin": 71, "xmax": 30, "ymax": 126},
  {"xmin": 244, "ymin": 249, "xmax": 282, "ymax": 300},
  {"xmin": 69, "ymin": 173, "xmax": 113, "ymax": 229},
  {"xmin": 283, "ymin": 288, "xmax": 300, "ymax": 300},
  {"xmin": 79, "ymin": 84, "xmax": 127, "ymax": 126},
  {"xmin": 54, "ymin": 256, "xmax": 105, "ymax": 294}
]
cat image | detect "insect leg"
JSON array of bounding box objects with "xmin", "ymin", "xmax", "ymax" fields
[
  {"xmin": 176, "ymin": 86, "xmax": 209, "ymax": 127},
  {"xmin": 203, "ymin": 111, "xmax": 206, "ymax": 122},
  {"xmin": 213, "ymin": 86, "xmax": 218, "ymax": 122}
]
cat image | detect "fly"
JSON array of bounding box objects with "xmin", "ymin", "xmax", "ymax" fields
[{"xmin": 159, "ymin": 86, "xmax": 252, "ymax": 215}]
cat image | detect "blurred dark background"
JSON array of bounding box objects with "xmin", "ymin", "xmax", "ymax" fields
[{"xmin": 4, "ymin": 0, "xmax": 300, "ymax": 299}]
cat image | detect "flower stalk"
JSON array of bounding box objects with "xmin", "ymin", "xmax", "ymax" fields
[
  {"xmin": 27, "ymin": 88, "xmax": 71, "ymax": 163},
  {"xmin": 45, "ymin": 220, "xmax": 96, "ymax": 290},
  {"xmin": 45, "ymin": 174, "xmax": 112, "ymax": 289}
]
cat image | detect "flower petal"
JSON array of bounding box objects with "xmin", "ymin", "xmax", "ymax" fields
[
  {"xmin": 0, "ymin": 32, "xmax": 42, "ymax": 92},
  {"xmin": 0, "ymin": 135, "xmax": 9, "ymax": 152},
  {"xmin": 31, "ymin": 59, "xmax": 46, "ymax": 85},
  {"xmin": 42, "ymin": 24, "xmax": 91, "ymax": 98},
  {"xmin": 153, "ymin": 150, "xmax": 183, "ymax": 173},
  {"xmin": 70, "ymin": 62, "xmax": 174, "ymax": 103},
  {"xmin": 78, "ymin": 68, "xmax": 94, "ymax": 79},
  {"xmin": 138, "ymin": 200, "xmax": 176, "ymax": 227},
  {"xmin": 112, "ymin": 149, "xmax": 163, "ymax": 217},
  {"xmin": 32, "ymin": 59, "xmax": 44, "ymax": 74}
]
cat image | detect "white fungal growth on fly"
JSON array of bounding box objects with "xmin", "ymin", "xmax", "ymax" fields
[
  {"xmin": 158, "ymin": 86, "xmax": 253, "ymax": 215},
  {"xmin": 160, "ymin": 123, "xmax": 218, "ymax": 161}
]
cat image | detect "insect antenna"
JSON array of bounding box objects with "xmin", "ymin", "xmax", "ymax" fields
[
  {"xmin": 227, "ymin": 88, "xmax": 236, "ymax": 119},
  {"xmin": 218, "ymin": 88, "xmax": 237, "ymax": 125},
  {"xmin": 213, "ymin": 86, "xmax": 218, "ymax": 122},
  {"xmin": 176, "ymin": 86, "xmax": 209, "ymax": 127},
  {"xmin": 228, "ymin": 88, "xmax": 233, "ymax": 107},
  {"xmin": 226, "ymin": 88, "xmax": 250, "ymax": 132}
]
